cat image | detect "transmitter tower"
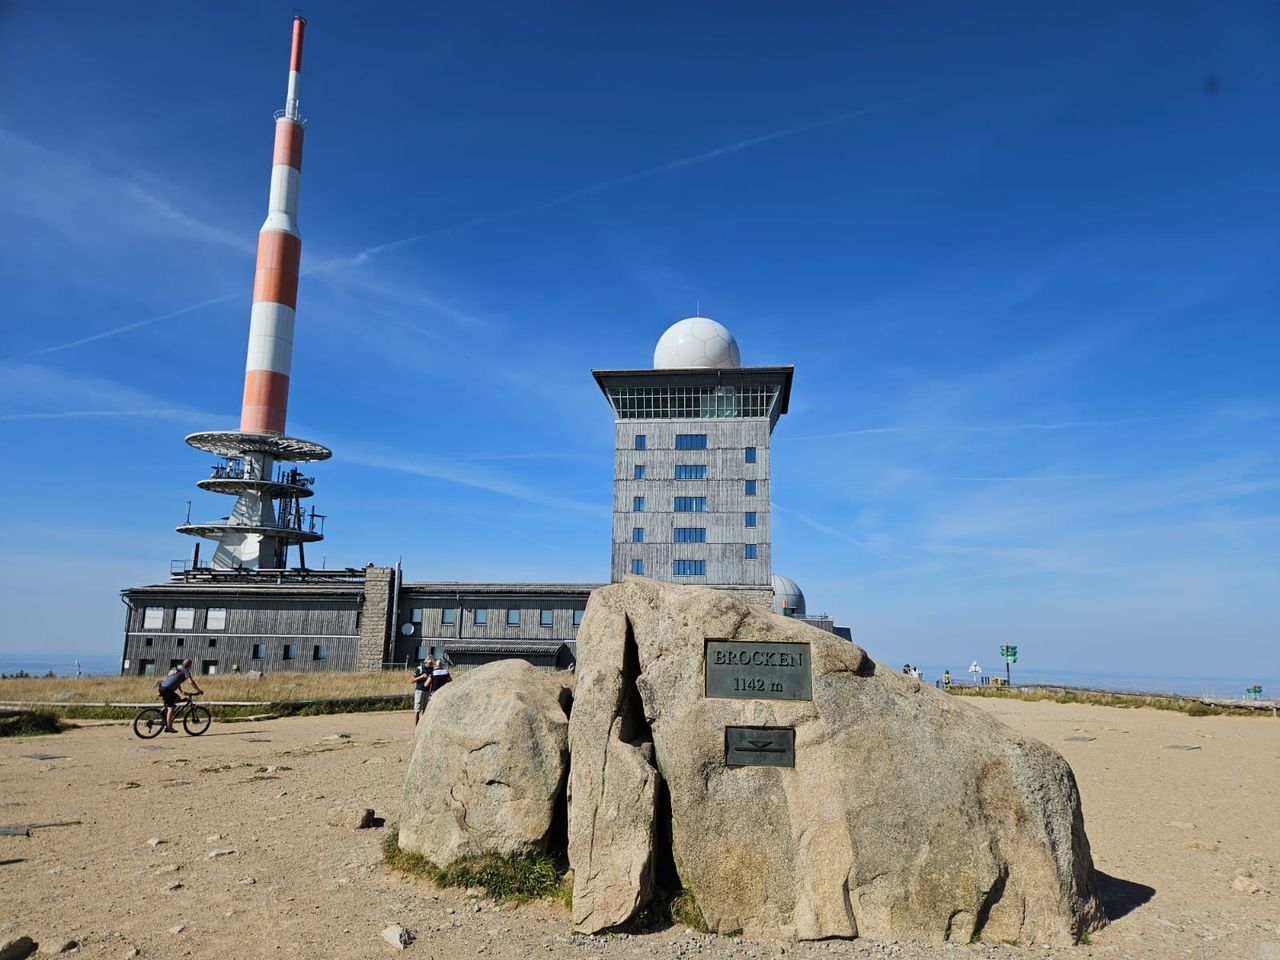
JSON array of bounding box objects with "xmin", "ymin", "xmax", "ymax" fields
[{"xmin": 178, "ymin": 16, "xmax": 330, "ymax": 570}]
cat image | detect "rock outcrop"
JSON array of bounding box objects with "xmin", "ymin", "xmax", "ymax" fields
[
  {"xmin": 399, "ymin": 659, "xmax": 572, "ymax": 864},
  {"xmin": 568, "ymin": 578, "xmax": 1105, "ymax": 944}
]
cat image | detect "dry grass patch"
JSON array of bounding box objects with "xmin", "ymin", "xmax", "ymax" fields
[{"xmin": 0, "ymin": 670, "xmax": 414, "ymax": 706}]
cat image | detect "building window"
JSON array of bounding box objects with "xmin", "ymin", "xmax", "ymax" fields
[
  {"xmin": 673, "ymin": 560, "xmax": 706, "ymax": 576},
  {"xmin": 410, "ymin": 608, "xmax": 423, "ymax": 624},
  {"xmin": 208, "ymin": 638, "xmax": 217, "ymax": 648},
  {"xmin": 540, "ymin": 609, "xmax": 554, "ymax": 627},
  {"xmin": 283, "ymin": 643, "xmax": 297, "ymax": 660},
  {"xmin": 634, "ymin": 434, "xmax": 646, "ymax": 450},
  {"xmin": 632, "ymin": 527, "xmax": 644, "ymax": 543},
  {"xmin": 251, "ymin": 643, "xmax": 265, "ymax": 660},
  {"xmin": 175, "ymin": 637, "xmax": 184, "ymax": 648},
  {"xmin": 673, "ymin": 527, "xmax": 706, "ymax": 543},
  {"xmin": 573, "ymin": 609, "xmax": 584, "ymax": 626},
  {"xmin": 745, "ymin": 446, "xmax": 757, "ymax": 463},
  {"xmin": 313, "ymin": 644, "xmax": 327, "ymax": 661},
  {"xmin": 745, "ymin": 544, "xmax": 758, "ymax": 560},
  {"xmin": 631, "ymin": 559, "xmax": 644, "ymax": 575},
  {"xmin": 206, "ymin": 607, "xmax": 227, "ymax": 630},
  {"xmin": 674, "ymin": 464, "xmax": 707, "ymax": 480},
  {"xmin": 474, "ymin": 608, "xmax": 488, "ymax": 625},
  {"xmin": 143, "ymin": 607, "xmax": 164, "ymax": 630},
  {"xmin": 633, "ymin": 496, "xmax": 645, "ymax": 512},
  {"xmin": 745, "ymin": 511, "xmax": 757, "ymax": 527},
  {"xmin": 675, "ymin": 434, "xmax": 707, "ymax": 449},
  {"xmin": 441, "ymin": 608, "xmax": 456, "ymax": 625},
  {"xmin": 634, "ymin": 464, "xmax": 645, "ymax": 480},
  {"xmin": 744, "ymin": 479, "xmax": 756, "ymax": 496},
  {"xmin": 174, "ymin": 608, "xmax": 195, "ymax": 630},
  {"xmin": 506, "ymin": 609, "xmax": 521, "ymax": 626},
  {"xmin": 674, "ymin": 496, "xmax": 706, "ymax": 512}
]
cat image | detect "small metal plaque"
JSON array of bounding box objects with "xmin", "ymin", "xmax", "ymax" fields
[
  {"xmin": 705, "ymin": 640, "xmax": 812, "ymax": 701},
  {"xmin": 725, "ymin": 726, "xmax": 795, "ymax": 768}
]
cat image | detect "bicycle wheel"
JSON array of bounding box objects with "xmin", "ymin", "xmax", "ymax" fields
[
  {"xmin": 183, "ymin": 705, "xmax": 212, "ymax": 736},
  {"xmin": 133, "ymin": 707, "xmax": 165, "ymax": 739}
]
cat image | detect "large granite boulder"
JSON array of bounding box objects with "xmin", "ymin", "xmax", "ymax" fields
[
  {"xmin": 399, "ymin": 659, "xmax": 572, "ymax": 864},
  {"xmin": 568, "ymin": 578, "xmax": 1105, "ymax": 944}
]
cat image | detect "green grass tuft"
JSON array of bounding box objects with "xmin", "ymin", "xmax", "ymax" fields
[
  {"xmin": 948, "ymin": 685, "xmax": 1262, "ymax": 717},
  {"xmin": 382, "ymin": 824, "xmax": 567, "ymax": 903},
  {"xmin": 0, "ymin": 710, "xmax": 67, "ymax": 737},
  {"xmin": 669, "ymin": 890, "xmax": 709, "ymax": 933}
]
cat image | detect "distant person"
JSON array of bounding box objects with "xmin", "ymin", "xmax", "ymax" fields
[
  {"xmin": 942, "ymin": 669, "xmax": 952, "ymax": 688},
  {"xmin": 430, "ymin": 658, "xmax": 452, "ymax": 696},
  {"xmin": 411, "ymin": 656, "xmax": 431, "ymax": 725},
  {"xmin": 157, "ymin": 658, "xmax": 203, "ymax": 733},
  {"xmin": 969, "ymin": 661, "xmax": 982, "ymax": 685},
  {"xmin": 902, "ymin": 664, "xmax": 912, "ymax": 675}
]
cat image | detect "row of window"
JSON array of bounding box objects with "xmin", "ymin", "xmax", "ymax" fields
[
  {"xmin": 250, "ymin": 643, "xmax": 325, "ymax": 661},
  {"xmin": 628, "ymin": 546, "xmax": 759, "ymax": 576},
  {"xmin": 633, "ymin": 527, "xmax": 760, "ymax": 545},
  {"xmin": 632, "ymin": 435, "xmax": 757, "ymax": 464},
  {"xmin": 631, "ymin": 497, "xmax": 757, "ymax": 527},
  {"xmin": 410, "ymin": 607, "xmax": 584, "ymax": 628},
  {"xmin": 631, "ymin": 464, "xmax": 757, "ymax": 496},
  {"xmin": 143, "ymin": 607, "xmax": 227, "ymax": 631},
  {"xmin": 141, "ymin": 637, "xmax": 329, "ymax": 661}
]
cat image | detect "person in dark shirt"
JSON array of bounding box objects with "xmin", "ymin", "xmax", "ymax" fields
[
  {"xmin": 157, "ymin": 658, "xmax": 203, "ymax": 733},
  {"xmin": 430, "ymin": 658, "xmax": 452, "ymax": 696},
  {"xmin": 410, "ymin": 656, "xmax": 431, "ymax": 726}
]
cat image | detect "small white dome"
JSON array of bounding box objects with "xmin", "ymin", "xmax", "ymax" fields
[
  {"xmin": 653, "ymin": 317, "xmax": 741, "ymax": 369},
  {"xmin": 772, "ymin": 574, "xmax": 806, "ymax": 618}
]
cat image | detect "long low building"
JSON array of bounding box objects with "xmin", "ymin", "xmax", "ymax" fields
[{"xmin": 120, "ymin": 566, "xmax": 594, "ymax": 676}]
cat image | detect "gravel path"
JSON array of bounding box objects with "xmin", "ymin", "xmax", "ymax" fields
[{"xmin": 0, "ymin": 699, "xmax": 1274, "ymax": 959}]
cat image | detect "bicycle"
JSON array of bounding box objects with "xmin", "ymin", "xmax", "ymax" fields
[{"xmin": 133, "ymin": 694, "xmax": 212, "ymax": 739}]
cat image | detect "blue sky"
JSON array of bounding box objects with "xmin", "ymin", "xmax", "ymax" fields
[{"xmin": 1, "ymin": 1, "xmax": 1276, "ymax": 684}]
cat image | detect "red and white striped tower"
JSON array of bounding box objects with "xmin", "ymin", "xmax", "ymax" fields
[
  {"xmin": 241, "ymin": 14, "xmax": 306, "ymax": 436},
  {"xmin": 180, "ymin": 16, "xmax": 330, "ymax": 571}
]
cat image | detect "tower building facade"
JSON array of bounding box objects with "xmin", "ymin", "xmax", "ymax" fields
[{"xmin": 593, "ymin": 318, "xmax": 792, "ymax": 607}]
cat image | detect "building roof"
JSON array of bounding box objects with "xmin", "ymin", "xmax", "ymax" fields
[
  {"xmin": 591, "ymin": 365, "xmax": 794, "ymax": 415},
  {"xmin": 401, "ymin": 582, "xmax": 602, "ymax": 597},
  {"xmin": 440, "ymin": 639, "xmax": 569, "ymax": 655}
]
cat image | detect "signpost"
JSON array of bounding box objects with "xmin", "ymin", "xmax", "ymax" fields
[{"xmin": 999, "ymin": 644, "xmax": 1018, "ymax": 686}]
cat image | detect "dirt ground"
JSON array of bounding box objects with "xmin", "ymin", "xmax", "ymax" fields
[{"xmin": 0, "ymin": 698, "xmax": 1275, "ymax": 960}]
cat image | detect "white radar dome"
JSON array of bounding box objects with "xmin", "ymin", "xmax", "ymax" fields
[
  {"xmin": 653, "ymin": 317, "xmax": 741, "ymax": 369},
  {"xmin": 772, "ymin": 574, "xmax": 806, "ymax": 618}
]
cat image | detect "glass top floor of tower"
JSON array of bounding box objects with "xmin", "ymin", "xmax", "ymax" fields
[{"xmin": 592, "ymin": 366, "xmax": 794, "ymax": 427}]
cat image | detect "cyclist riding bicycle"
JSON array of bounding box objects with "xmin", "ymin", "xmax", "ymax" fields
[{"xmin": 158, "ymin": 658, "xmax": 204, "ymax": 733}]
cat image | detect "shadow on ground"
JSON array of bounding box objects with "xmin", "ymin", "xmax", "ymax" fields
[{"xmin": 1096, "ymin": 870, "xmax": 1156, "ymax": 921}]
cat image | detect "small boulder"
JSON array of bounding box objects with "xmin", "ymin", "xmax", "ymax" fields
[
  {"xmin": 0, "ymin": 937, "xmax": 37, "ymax": 960},
  {"xmin": 398, "ymin": 659, "xmax": 572, "ymax": 864},
  {"xmin": 380, "ymin": 925, "xmax": 413, "ymax": 950},
  {"xmin": 206, "ymin": 849, "xmax": 237, "ymax": 860},
  {"xmin": 327, "ymin": 807, "xmax": 375, "ymax": 829}
]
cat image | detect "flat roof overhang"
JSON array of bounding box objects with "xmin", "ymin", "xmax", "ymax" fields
[{"xmin": 591, "ymin": 365, "xmax": 794, "ymax": 416}]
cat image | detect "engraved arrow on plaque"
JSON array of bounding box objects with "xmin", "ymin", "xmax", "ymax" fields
[{"xmin": 741, "ymin": 738, "xmax": 787, "ymax": 753}]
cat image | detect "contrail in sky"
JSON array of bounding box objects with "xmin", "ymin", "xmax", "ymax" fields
[
  {"xmin": 26, "ymin": 95, "xmax": 920, "ymax": 356},
  {"xmin": 27, "ymin": 291, "xmax": 242, "ymax": 358},
  {"xmin": 341, "ymin": 95, "xmax": 922, "ymax": 265}
]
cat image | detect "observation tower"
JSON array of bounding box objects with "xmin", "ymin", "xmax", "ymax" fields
[{"xmin": 178, "ymin": 16, "xmax": 330, "ymax": 571}]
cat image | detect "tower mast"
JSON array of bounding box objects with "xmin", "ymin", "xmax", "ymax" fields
[{"xmin": 177, "ymin": 16, "xmax": 330, "ymax": 571}]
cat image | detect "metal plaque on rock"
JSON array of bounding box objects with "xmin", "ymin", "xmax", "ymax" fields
[
  {"xmin": 704, "ymin": 640, "xmax": 812, "ymax": 701},
  {"xmin": 725, "ymin": 726, "xmax": 796, "ymax": 768}
]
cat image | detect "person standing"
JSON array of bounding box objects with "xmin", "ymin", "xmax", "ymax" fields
[
  {"xmin": 969, "ymin": 660, "xmax": 982, "ymax": 685},
  {"xmin": 410, "ymin": 656, "xmax": 431, "ymax": 726},
  {"xmin": 158, "ymin": 658, "xmax": 203, "ymax": 733},
  {"xmin": 430, "ymin": 657, "xmax": 452, "ymax": 697},
  {"xmin": 942, "ymin": 669, "xmax": 952, "ymax": 688}
]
